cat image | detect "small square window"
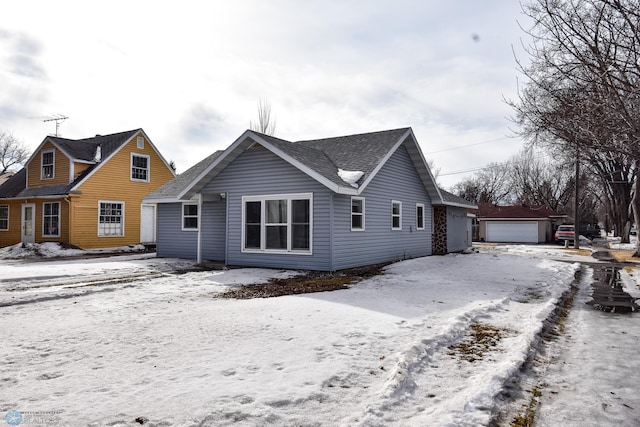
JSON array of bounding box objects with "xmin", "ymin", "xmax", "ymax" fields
[
  {"xmin": 0, "ymin": 205, "xmax": 9, "ymax": 230},
  {"xmin": 137, "ymin": 136, "xmax": 144, "ymax": 149},
  {"xmin": 182, "ymin": 203, "xmax": 199, "ymax": 230}
]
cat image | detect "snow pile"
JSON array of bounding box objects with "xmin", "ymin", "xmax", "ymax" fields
[
  {"xmin": 0, "ymin": 242, "xmax": 146, "ymax": 259},
  {"xmin": 338, "ymin": 168, "xmax": 364, "ymax": 188}
]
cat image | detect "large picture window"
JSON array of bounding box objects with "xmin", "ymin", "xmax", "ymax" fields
[
  {"xmin": 98, "ymin": 201, "xmax": 124, "ymax": 236},
  {"xmin": 351, "ymin": 197, "xmax": 365, "ymax": 231},
  {"xmin": 131, "ymin": 153, "xmax": 149, "ymax": 182},
  {"xmin": 42, "ymin": 202, "xmax": 60, "ymax": 237},
  {"xmin": 0, "ymin": 205, "xmax": 8, "ymax": 230},
  {"xmin": 242, "ymin": 193, "xmax": 312, "ymax": 253}
]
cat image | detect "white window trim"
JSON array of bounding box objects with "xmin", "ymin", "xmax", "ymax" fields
[
  {"xmin": 391, "ymin": 200, "xmax": 402, "ymax": 231},
  {"xmin": 131, "ymin": 153, "xmax": 150, "ymax": 183},
  {"xmin": 42, "ymin": 202, "xmax": 61, "ymax": 237},
  {"xmin": 137, "ymin": 136, "xmax": 144, "ymax": 149},
  {"xmin": 416, "ymin": 203, "xmax": 425, "ymax": 230},
  {"xmin": 41, "ymin": 149, "xmax": 55, "ymax": 180},
  {"xmin": 241, "ymin": 192, "xmax": 313, "ymax": 255},
  {"xmin": 351, "ymin": 196, "xmax": 365, "ymax": 231},
  {"xmin": 98, "ymin": 200, "xmax": 125, "ymax": 237},
  {"xmin": 182, "ymin": 202, "xmax": 199, "ymax": 231},
  {"xmin": 0, "ymin": 204, "xmax": 9, "ymax": 231}
]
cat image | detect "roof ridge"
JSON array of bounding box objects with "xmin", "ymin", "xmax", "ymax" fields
[{"xmin": 295, "ymin": 127, "xmax": 411, "ymax": 144}]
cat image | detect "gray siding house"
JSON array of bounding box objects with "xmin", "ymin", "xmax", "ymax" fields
[{"xmin": 144, "ymin": 128, "xmax": 476, "ymax": 271}]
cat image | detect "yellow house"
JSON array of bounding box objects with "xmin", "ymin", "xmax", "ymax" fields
[{"xmin": 0, "ymin": 129, "xmax": 175, "ymax": 249}]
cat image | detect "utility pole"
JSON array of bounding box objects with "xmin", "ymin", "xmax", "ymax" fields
[{"xmin": 574, "ymin": 141, "xmax": 580, "ymax": 249}]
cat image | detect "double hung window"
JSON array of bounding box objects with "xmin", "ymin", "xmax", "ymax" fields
[{"xmin": 43, "ymin": 202, "xmax": 60, "ymax": 237}]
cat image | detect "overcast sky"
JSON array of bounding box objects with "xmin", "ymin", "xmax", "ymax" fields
[{"xmin": 1, "ymin": 1, "xmax": 532, "ymax": 189}]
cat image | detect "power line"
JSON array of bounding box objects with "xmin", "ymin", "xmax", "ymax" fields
[{"xmin": 425, "ymin": 136, "xmax": 512, "ymax": 155}]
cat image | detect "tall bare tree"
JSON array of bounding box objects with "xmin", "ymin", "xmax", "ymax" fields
[
  {"xmin": 0, "ymin": 132, "xmax": 29, "ymax": 174},
  {"xmin": 249, "ymin": 99, "xmax": 277, "ymax": 136}
]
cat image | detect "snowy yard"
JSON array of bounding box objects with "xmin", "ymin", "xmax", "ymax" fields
[{"xmin": 1, "ymin": 243, "xmax": 639, "ymax": 426}]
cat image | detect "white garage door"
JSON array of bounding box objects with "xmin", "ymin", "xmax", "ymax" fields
[{"xmin": 486, "ymin": 222, "xmax": 538, "ymax": 243}]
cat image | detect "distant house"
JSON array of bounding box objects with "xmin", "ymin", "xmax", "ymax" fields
[
  {"xmin": 144, "ymin": 128, "xmax": 476, "ymax": 271},
  {"xmin": 0, "ymin": 129, "xmax": 175, "ymax": 249},
  {"xmin": 476, "ymin": 203, "xmax": 566, "ymax": 243}
]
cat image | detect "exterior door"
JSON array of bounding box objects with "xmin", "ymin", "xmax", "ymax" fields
[
  {"xmin": 140, "ymin": 204, "xmax": 156, "ymax": 243},
  {"xmin": 21, "ymin": 203, "xmax": 35, "ymax": 244}
]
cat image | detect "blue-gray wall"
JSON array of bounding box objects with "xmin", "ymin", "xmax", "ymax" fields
[
  {"xmin": 156, "ymin": 201, "xmax": 225, "ymax": 260},
  {"xmin": 201, "ymin": 145, "xmax": 333, "ymax": 270},
  {"xmin": 331, "ymin": 145, "xmax": 432, "ymax": 270}
]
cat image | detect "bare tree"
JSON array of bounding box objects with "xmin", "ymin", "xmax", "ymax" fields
[
  {"xmin": 249, "ymin": 99, "xmax": 277, "ymax": 136},
  {"xmin": 451, "ymin": 162, "xmax": 513, "ymax": 205},
  {"xmin": 0, "ymin": 132, "xmax": 29, "ymax": 174}
]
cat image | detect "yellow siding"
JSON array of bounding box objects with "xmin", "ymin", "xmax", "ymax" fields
[
  {"xmin": 0, "ymin": 200, "xmax": 22, "ymax": 247},
  {"xmin": 73, "ymin": 162, "xmax": 92, "ymax": 180},
  {"xmin": 0, "ymin": 199, "xmax": 69, "ymax": 247},
  {"xmin": 70, "ymin": 131, "xmax": 175, "ymax": 249},
  {"xmin": 27, "ymin": 141, "xmax": 71, "ymax": 188}
]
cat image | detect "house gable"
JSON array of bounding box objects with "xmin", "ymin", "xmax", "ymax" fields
[{"xmin": 26, "ymin": 140, "xmax": 73, "ymax": 188}]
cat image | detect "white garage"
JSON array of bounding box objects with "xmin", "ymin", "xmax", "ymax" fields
[{"xmin": 486, "ymin": 221, "xmax": 539, "ymax": 243}]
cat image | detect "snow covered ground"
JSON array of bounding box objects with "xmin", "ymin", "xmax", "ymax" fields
[{"xmin": 0, "ymin": 242, "xmax": 639, "ymax": 426}]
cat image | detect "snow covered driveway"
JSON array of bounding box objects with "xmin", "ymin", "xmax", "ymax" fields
[{"xmin": 1, "ymin": 252, "xmax": 582, "ymax": 425}]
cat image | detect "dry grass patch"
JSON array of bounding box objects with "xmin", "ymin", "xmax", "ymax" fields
[
  {"xmin": 448, "ymin": 322, "xmax": 515, "ymax": 363},
  {"xmin": 608, "ymin": 250, "xmax": 640, "ymax": 263},
  {"xmin": 563, "ymin": 248, "xmax": 592, "ymax": 257},
  {"xmin": 216, "ymin": 263, "xmax": 387, "ymax": 299}
]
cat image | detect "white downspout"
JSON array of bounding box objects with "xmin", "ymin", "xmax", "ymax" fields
[{"xmin": 197, "ymin": 192, "xmax": 203, "ymax": 264}]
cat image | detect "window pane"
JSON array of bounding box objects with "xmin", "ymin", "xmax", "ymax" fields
[
  {"xmin": 292, "ymin": 224, "xmax": 309, "ymax": 250},
  {"xmin": 245, "ymin": 224, "xmax": 261, "ymax": 248},
  {"xmin": 352, "ymin": 214, "xmax": 362, "ymax": 229},
  {"xmin": 246, "ymin": 201, "xmax": 261, "ymax": 223},
  {"xmin": 417, "ymin": 205, "xmax": 424, "ymax": 227},
  {"xmin": 184, "ymin": 204, "xmax": 198, "ymax": 216},
  {"xmin": 352, "ymin": 199, "xmax": 363, "ymax": 213},
  {"xmin": 184, "ymin": 217, "xmax": 198, "ymax": 229},
  {"xmin": 292, "ymin": 199, "xmax": 309, "ymax": 223},
  {"xmin": 393, "ymin": 216, "xmax": 400, "ymax": 228},
  {"xmin": 266, "ymin": 225, "xmax": 287, "ymax": 249},
  {"xmin": 266, "ymin": 200, "xmax": 287, "ymax": 223},
  {"xmin": 392, "ymin": 203, "xmax": 400, "ymax": 215}
]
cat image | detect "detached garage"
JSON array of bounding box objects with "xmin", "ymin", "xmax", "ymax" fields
[
  {"xmin": 485, "ymin": 220, "xmax": 545, "ymax": 243},
  {"xmin": 476, "ymin": 204, "xmax": 566, "ymax": 244}
]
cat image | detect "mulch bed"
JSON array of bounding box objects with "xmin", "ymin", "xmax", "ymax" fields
[{"xmin": 216, "ymin": 263, "xmax": 388, "ymax": 299}]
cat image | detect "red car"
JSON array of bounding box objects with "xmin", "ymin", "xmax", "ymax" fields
[{"xmin": 554, "ymin": 225, "xmax": 575, "ymax": 243}]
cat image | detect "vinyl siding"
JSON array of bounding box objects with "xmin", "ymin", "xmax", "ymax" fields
[
  {"xmin": 70, "ymin": 131, "xmax": 175, "ymax": 248},
  {"xmin": 0, "ymin": 201, "xmax": 23, "ymax": 247},
  {"xmin": 157, "ymin": 201, "xmax": 226, "ymax": 260},
  {"xmin": 331, "ymin": 144, "xmax": 432, "ymax": 270},
  {"xmin": 200, "ymin": 145, "xmax": 332, "ymax": 270}
]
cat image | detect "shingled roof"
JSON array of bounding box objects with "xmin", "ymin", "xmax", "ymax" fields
[{"xmin": 146, "ymin": 128, "xmax": 477, "ymax": 210}]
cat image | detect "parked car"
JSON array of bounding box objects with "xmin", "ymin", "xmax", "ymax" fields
[
  {"xmin": 631, "ymin": 225, "xmax": 637, "ymax": 236},
  {"xmin": 579, "ymin": 224, "xmax": 601, "ymax": 239},
  {"xmin": 555, "ymin": 225, "xmax": 576, "ymax": 243}
]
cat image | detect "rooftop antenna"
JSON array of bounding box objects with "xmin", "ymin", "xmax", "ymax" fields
[{"xmin": 42, "ymin": 114, "xmax": 68, "ymax": 136}]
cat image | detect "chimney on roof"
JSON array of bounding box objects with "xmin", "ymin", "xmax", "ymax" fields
[{"xmin": 94, "ymin": 145, "xmax": 102, "ymax": 162}]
